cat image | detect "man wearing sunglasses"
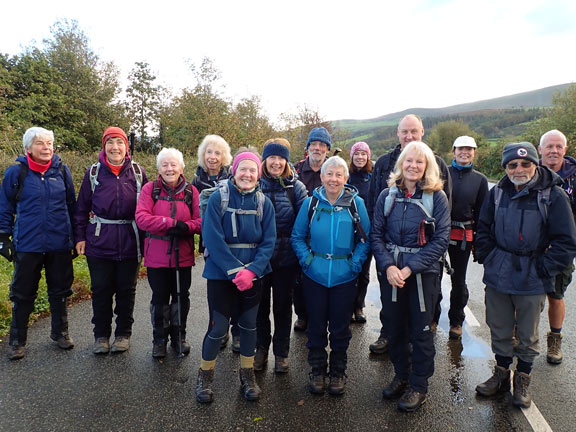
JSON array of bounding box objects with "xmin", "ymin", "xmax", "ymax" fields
[
  {"xmin": 474, "ymin": 142, "xmax": 576, "ymax": 408},
  {"xmin": 538, "ymin": 129, "xmax": 576, "ymax": 365}
]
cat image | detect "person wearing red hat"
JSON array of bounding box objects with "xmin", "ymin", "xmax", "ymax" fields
[{"xmin": 75, "ymin": 126, "xmax": 148, "ymax": 355}]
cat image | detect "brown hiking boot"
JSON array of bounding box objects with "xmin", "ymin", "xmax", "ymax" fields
[
  {"xmin": 8, "ymin": 345, "xmax": 25, "ymax": 360},
  {"xmin": 51, "ymin": 334, "xmax": 74, "ymax": 350},
  {"xmin": 369, "ymin": 336, "xmax": 388, "ymax": 354},
  {"xmin": 449, "ymin": 325, "xmax": 463, "ymax": 340},
  {"xmin": 546, "ymin": 331, "xmax": 563, "ymax": 364},
  {"xmin": 93, "ymin": 337, "xmax": 110, "ymax": 355},
  {"xmin": 111, "ymin": 336, "xmax": 130, "ymax": 353},
  {"xmin": 196, "ymin": 368, "xmax": 215, "ymax": 403},
  {"xmin": 475, "ymin": 366, "xmax": 511, "ymax": 396},
  {"xmin": 274, "ymin": 356, "xmax": 289, "ymax": 373},
  {"xmin": 239, "ymin": 368, "xmax": 261, "ymax": 401},
  {"xmin": 253, "ymin": 348, "xmax": 268, "ymax": 371},
  {"xmin": 512, "ymin": 371, "xmax": 532, "ymax": 408}
]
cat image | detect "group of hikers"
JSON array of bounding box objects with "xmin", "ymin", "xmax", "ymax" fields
[{"xmin": 1, "ymin": 115, "xmax": 575, "ymax": 413}]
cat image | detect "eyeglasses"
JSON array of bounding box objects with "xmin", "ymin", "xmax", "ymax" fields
[{"xmin": 506, "ymin": 161, "xmax": 533, "ymax": 170}]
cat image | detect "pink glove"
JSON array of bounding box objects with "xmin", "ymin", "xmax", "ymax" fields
[{"xmin": 233, "ymin": 269, "xmax": 257, "ymax": 291}]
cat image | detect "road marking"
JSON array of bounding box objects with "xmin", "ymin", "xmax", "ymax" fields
[{"xmin": 521, "ymin": 402, "xmax": 553, "ymax": 432}]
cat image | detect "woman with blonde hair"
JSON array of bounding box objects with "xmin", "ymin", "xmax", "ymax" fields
[{"xmin": 371, "ymin": 141, "xmax": 450, "ymax": 412}]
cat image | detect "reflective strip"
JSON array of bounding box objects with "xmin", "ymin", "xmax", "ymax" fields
[
  {"xmin": 227, "ymin": 243, "xmax": 258, "ymax": 249},
  {"xmin": 226, "ymin": 208, "xmax": 258, "ymax": 238},
  {"xmin": 226, "ymin": 261, "xmax": 253, "ymax": 276},
  {"xmin": 416, "ymin": 273, "xmax": 426, "ymax": 313}
]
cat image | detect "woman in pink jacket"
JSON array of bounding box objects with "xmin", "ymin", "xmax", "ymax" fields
[{"xmin": 135, "ymin": 148, "xmax": 202, "ymax": 358}]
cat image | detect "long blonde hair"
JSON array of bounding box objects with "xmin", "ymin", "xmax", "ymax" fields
[{"xmin": 388, "ymin": 141, "xmax": 444, "ymax": 192}]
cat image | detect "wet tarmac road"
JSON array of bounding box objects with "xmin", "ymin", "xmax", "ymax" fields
[{"xmin": 0, "ymin": 257, "xmax": 574, "ymax": 431}]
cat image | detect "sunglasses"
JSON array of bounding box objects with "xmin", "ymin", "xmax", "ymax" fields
[{"xmin": 506, "ymin": 161, "xmax": 533, "ymax": 170}]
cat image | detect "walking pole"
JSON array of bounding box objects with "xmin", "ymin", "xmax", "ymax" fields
[{"xmin": 173, "ymin": 235, "xmax": 184, "ymax": 358}]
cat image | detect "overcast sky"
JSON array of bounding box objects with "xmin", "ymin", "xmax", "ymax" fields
[{"xmin": 2, "ymin": 0, "xmax": 576, "ymax": 124}]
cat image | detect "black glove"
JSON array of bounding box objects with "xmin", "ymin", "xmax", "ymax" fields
[
  {"xmin": 167, "ymin": 220, "xmax": 189, "ymax": 237},
  {"xmin": 0, "ymin": 234, "xmax": 14, "ymax": 262}
]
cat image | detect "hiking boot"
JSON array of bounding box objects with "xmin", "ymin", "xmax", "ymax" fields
[
  {"xmin": 398, "ymin": 388, "xmax": 427, "ymax": 412},
  {"xmin": 196, "ymin": 368, "xmax": 214, "ymax": 403},
  {"xmin": 274, "ymin": 356, "xmax": 289, "ymax": 374},
  {"xmin": 512, "ymin": 371, "xmax": 532, "ymax": 408},
  {"xmin": 369, "ymin": 336, "xmax": 388, "ymax": 354},
  {"xmin": 475, "ymin": 366, "xmax": 511, "ymax": 396},
  {"xmin": 93, "ymin": 337, "xmax": 110, "ymax": 355},
  {"xmin": 170, "ymin": 337, "xmax": 191, "ymax": 355},
  {"xmin": 8, "ymin": 344, "xmax": 25, "ymax": 360},
  {"xmin": 51, "ymin": 334, "xmax": 75, "ymax": 350},
  {"xmin": 293, "ymin": 318, "xmax": 307, "ymax": 332},
  {"xmin": 111, "ymin": 336, "xmax": 130, "ymax": 353},
  {"xmin": 152, "ymin": 341, "xmax": 167, "ymax": 358},
  {"xmin": 354, "ymin": 308, "xmax": 367, "ymax": 323},
  {"xmin": 231, "ymin": 335, "xmax": 241, "ymax": 353},
  {"xmin": 253, "ymin": 348, "xmax": 268, "ymax": 371},
  {"xmin": 449, "ymin": 325, "xmax": 463, "ymax": 340},
  {"xmin": 239, "ymin": 368, "xmax": 261, "ymax": 401},
  {"xmin": 546, "ymin": 331, "xmax": 563, "ymax": 364},
  {"xmin": 308, "ymin": 371, "xmax": 326, "ymax": 394},
  {"xmin": 328, "ymin": 375, "xmax": 346, "ymax": 395},
  {"xmin": 382, "ymin": 376, "xmax": 409, "ymax": 399},
  {"xmin": 220, "ymin": 331, "xmax": 230, "ymax": 350}
]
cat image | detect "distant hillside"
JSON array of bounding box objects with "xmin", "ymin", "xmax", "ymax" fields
[{"xmin": 334, "ymin": 83, "xmax": 572, "ymax": 134}]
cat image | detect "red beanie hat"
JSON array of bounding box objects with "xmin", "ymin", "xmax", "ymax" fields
[{"xmin": 102, "ymin": 127, "xmax": 129, "ymax": 154}]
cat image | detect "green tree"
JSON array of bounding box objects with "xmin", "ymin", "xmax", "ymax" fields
[
  {"xmin": 426, "ymin": 120, "xmax": 481, "ymax": 161},
  {"xmin": 126, "ymin": 61, "xmax": 164, "ymax": 146},
  {"xmin": 524, "ymin": 84, "xmax": 576, "ymax": 154}
]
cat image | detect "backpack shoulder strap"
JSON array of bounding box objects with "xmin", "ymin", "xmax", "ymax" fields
[
  {"xmin": 151, "ymin": 180, "xmax": 162, "ymax": 204},
  {"xmin": 256, "ymin": 190, "xmax": 265, "ymax": 221},
  {"xmin": 131, "ymin": 161, "xmax": 143, "ymax": 202},
  {"xmin": 183, "ymin": 183, "xmax": 195, "ymax": 216},
  {"xmin": 89, "ymin": 162, "xmax": 100, "ymax": 194},
  {"xmin": 218, "ymin": 181, "xmax": 230, "ymax": 217},
  {"xmin": 307, "ymin": 196, "xmax": 319, "ymax": 227},
  {"xmin": 493, "ymin": 185, "xmax": 503, "ymax": 220},
  {"xmin": 13, "ymin": 162, "xmax": 28, "ymax": 203},
  {"xmin": 421, "ymin": 191, "xmax": 434, "ymax": 218},
  {"xmin": 537, "ymin": 187, "xmax": 552, "ymax": 222},
  {"xmin": 348, "ymin": 197, "xmax": 368, "ymax": 243},
  {"xmin": 383, "ymin": 186, "xmax": 399, "ymax": 217}
]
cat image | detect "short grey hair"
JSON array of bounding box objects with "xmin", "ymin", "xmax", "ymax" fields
[
  {"xmin": 321, "ymin": 155, "xmax": 349, "ymax": 178},
  {"xmin": 23, "ymin": 127, "xmax": 54, "ymax": 151},
  {"xmin": 197, "ymin": 135, "xmax": 232, "ymax": 171},
  {"xmin": 539, "ymin": 129, "xmax": 567, "ymax": 148},
  {"xmin": 157, "ymin": 147, "xmax": 185, "ymax": 172}
]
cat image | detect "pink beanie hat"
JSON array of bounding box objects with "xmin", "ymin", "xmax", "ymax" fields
[
  {"xmin": 350, "ymin": 141, "xmax": 371, "ymax": 159},
  {"xmin": 232, "ymin": 152, "xmax": 262, "ymax": 178}
]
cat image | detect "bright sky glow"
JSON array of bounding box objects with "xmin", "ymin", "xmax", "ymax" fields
[{"xmin": 2, "ymin": 0, "xmax": 575, "ymax": 123}]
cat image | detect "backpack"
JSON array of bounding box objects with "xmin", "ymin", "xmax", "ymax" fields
[
  {"xmin": 493, "ymin": 184, "xmax": 551, "ymax": 222},
  {"xmin": 306, "ymin": 194, "xmax": 368, "ymax": 243},
  {"xmin": 89, "ymin": 161, "xmax": 143, "ymax": 202},
  {"xmin": 12, "ymin": 162, "xmax": 71, "ymax": 205},
  {"xmin": 383, "ymin": 185, "xmax": 434, "ymax": 219},
  {"xmin": 199, "ymin": 180, "xmax": 265, "ymax": 221},
  {"xmin": 151, "ymin": 179, "xmax": 196, "ymax": 217}
]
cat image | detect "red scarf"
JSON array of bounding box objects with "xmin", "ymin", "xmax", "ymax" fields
[
  {"xmin": 105, "ymin": 159, "xmax": 123, "ymax": 176},
  {"xmin": 27, "ymin": 153, "xmax": 51, "ymax": 174}
]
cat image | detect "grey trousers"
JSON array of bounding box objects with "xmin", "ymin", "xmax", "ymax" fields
[{"xmin": 485, "ymin": 286, "xmax": 546, "ymax": 363}]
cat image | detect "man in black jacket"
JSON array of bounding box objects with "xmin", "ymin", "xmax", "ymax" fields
[{"xmin": 368, "ymin": 114, "xmax": 452, "ymax": 354}]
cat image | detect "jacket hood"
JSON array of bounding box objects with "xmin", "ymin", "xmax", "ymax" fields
[
  {"xmin": 559, "ymin": 156, "xmax": 576, "ymax": 179},
  {"xmin": 313, "ymin": 183, "xmax": 358, "ymax": 206}
]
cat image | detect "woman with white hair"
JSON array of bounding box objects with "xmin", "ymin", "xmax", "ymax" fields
[
  {"xmin": 135, "ymin": 148, "xmax": 202, "ymax": 358},
  {"xmin": 291, "ymin": 156, "xmax": 371, "ymax": 396},
  {"xmin": 371, "ymin": 141, "xmax": 450, "ymax": 412},
  {"xmin": 0, "ymin": 127, "xmax": 76, "ymax": 360}
]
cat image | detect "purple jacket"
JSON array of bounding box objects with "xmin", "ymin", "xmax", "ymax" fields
[{"xmin": 74, "ymin": 151, "xmax": 148, "ymax": 260}]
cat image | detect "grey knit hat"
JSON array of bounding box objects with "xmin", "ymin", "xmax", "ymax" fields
[{"xmin": 501, "ymin": 142, "xmax": 539, "ymax": 167}]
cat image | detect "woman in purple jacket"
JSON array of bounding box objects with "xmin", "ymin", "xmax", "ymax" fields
[{"xmin": 75, "ymin": 127, "xmax": 148, "ymax": 355}]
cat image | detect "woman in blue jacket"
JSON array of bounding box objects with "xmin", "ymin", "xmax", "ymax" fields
[
  {"xmin": 0, "ymin": 127, "xmax": 76, "ymax": 360},
  {"xmin": 348, "ymin": 141, "xmax": 373, "ymax": 323},
  {"xmin": 254, "ymin": 139, "xmax": 308, "ymax": 374},
  {"xmin": 75, "ymin": 127, "xmax": 148, "ymax": 355},
  {"xmin": 195, "ymin": 149, "xmax": 276, "ymax": 404},
  {"xmin": 291, "ymin": 156, "xmax": 370, "ymax": 396},
  {"xmin": 371, "ymin": 141, "xmax": 450, "ymax": 412}
]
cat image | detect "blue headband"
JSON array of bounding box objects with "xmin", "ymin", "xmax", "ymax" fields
[{"xmin": 262, "ymin": 143, "xmax": 290, "ymax": 161}]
